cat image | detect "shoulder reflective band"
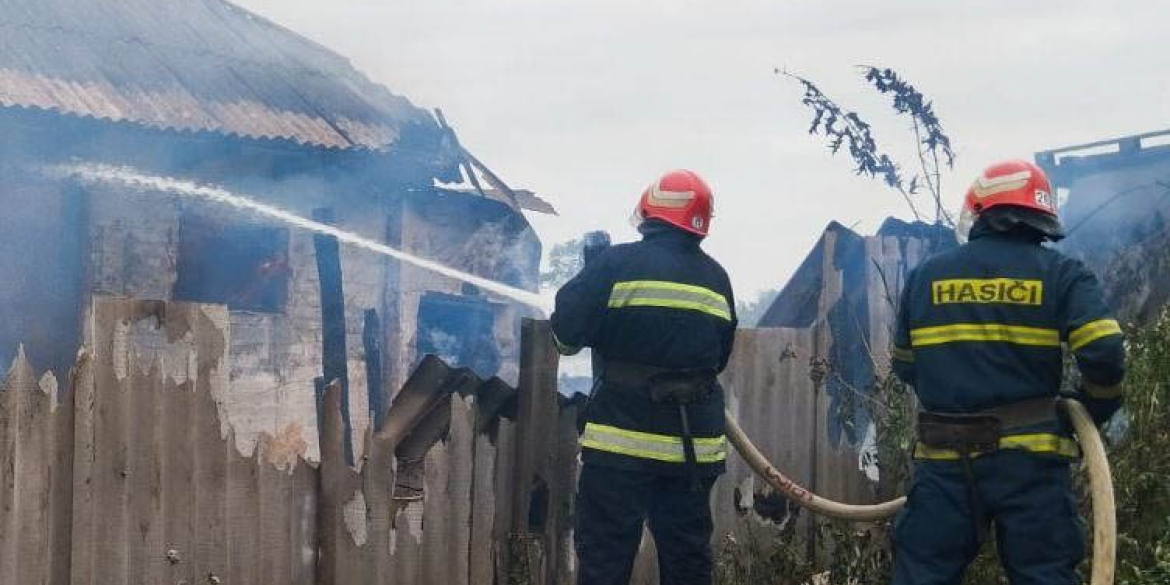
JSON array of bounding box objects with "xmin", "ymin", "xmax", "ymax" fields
[
  {"xmin": 910, "ymin": 323, "xmax": 1060, "ymax": 348},
  {"xmin": 1069, "ymin": 319, "xmax": 1123, "ymax": 351},
  {"xmin": 608, "ymin": 280, "xmax": 732, "ymax": 321},
  {"xmin": 892, "ymin": 346, "xmax": 915, "ymax": 363},
  {"xmin": 581, "ymin": 422, "xmax": 727, "ymax": 463},
  {"xmin": 913, "ymin": 432, "xmax": 1080, "ymax": 460}
]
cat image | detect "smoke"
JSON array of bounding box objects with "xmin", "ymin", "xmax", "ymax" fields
[{"xmin": 49, "ymin": 163, "xmax": 553, "ymax": 314}]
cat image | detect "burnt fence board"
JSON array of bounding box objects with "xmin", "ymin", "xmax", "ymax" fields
[
  {"xmin": 127, "ymin": 359, "xmax": 166, "ymax": 585},
  {"xmin": 50, "ymin": 365, "xmax": 76, "ymax": 585},
  {"xmin": 68, "ymin": 346, "xmax": 97, "ymax": 585},
  {"xmin": 161, "ymin": 372, "xmax": 198, "ymax": 585},
  {"xmin": 13, "ymin": 353, "xmax": 53, "ymax": 585}
]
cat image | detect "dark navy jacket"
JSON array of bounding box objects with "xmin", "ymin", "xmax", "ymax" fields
[
  {"xmin": 551, "ymin": 222, "xmax": 737, "ymax": 476},
  {"xmin": 893, "ymin": 222, "xmax": 1125, "ymax": 447}
]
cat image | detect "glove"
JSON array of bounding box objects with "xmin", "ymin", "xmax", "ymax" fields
[
  {"xmin": 582, "ymin": 230, "xmax": 611, "ymax": 266},
  {"xmin": 1074, "ymin": 384, "xmax": 1124, "ymax": 427}
]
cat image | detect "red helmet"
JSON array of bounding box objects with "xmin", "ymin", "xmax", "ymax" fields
[
  {"xmin": 956, "ymin": 159, "xmax": 1060, "ymax": 242},
  {"xmin": 634, "ymin": 169, "xmax": 715, "ymax": 237}
]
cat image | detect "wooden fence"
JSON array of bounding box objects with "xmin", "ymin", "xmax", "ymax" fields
[
  {"xmin": 1, "ymin": 287, "xmax": 903, "ymax": 584},
  {"xmin": 0, "ymin": 298, "xmax": 576, "ymax": 585}
]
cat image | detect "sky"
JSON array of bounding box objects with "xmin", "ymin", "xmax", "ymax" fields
[{"xmin": 233, "ymin": 0, "xmax": 1170, "ymax": 301}]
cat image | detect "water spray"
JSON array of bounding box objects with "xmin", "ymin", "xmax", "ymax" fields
[{"xmin": 52, "ymin": 163, "xmax": 552, "ymax": 314}]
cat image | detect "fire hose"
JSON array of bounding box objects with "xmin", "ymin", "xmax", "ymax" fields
[{"xmin": 724, "ymin": 398, "xmax": 1116, "ymax": 585}]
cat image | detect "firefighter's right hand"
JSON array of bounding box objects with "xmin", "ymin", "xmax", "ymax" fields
[
  {"xmin": 1074, "ymin": 384, "xmax": 1124, "ymax": 427},
  {"xmin": 582, "ymin": 231, "xmax": 611, "ymax": 266}
]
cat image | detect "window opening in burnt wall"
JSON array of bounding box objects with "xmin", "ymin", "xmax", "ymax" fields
[
  {"xmin": 416, "ymin": 292, "xmax": 501, "ymax": 379},
  {"xmin": 173, "ymin": 213, "xmax": 290, "ymax": 312}
]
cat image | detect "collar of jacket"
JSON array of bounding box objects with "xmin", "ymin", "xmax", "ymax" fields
[
  {"xmin": 639, "ymin": 219, "xmax": 703, "ymax": 249},
  {"xmin": 968, "ymin": 217, "xmax": 1045, "ymax": 244}
]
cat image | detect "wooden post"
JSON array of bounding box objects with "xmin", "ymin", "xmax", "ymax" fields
[
  {"xmin": 363, "ymin": 309, "xmax": 386, "ymax": 429},
  {"xmin": 501, "ymin": 319, "xmax": 561, "ymax": 585},
  {"xmin": 316, "ymin": 379, "xmax": 347, "ymax": 585},
  {"xmin": 313, "ymin": 207, "xmax": 352, "ymax": 465}
]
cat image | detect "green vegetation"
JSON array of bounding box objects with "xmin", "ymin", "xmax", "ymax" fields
[{"xmin": 1109, "ymin": 310, "xmax": 1170, "ymax": 584}]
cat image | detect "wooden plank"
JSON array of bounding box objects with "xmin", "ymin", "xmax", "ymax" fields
[
  {"xmin": 505, "ymin": 319, "xmax": 560, "ymax": 585},
  {"xmin": 49, "ymin": 357, "xmax": 79, "ymax": 585},
  {"xmin": 420, "ymin": 434, "xmax": 453, "ymax": 585},
  {"xmin": 468, "ymin": 431, "xmax": 498, "ymax": 584},
  {"xmin": 90, "ymin": 300, "xmax": 132, "ymax": 585},
  {"xmin": 125, "ymin": 358, "xmax": 166, "ymax": 584},
  {"xmin": 448, "ymin": 393, "xmax": 478, "ymax": 585},
  {"xmin": 69, "ymin": 340, "xmax": 98, "ymax": 585},
  {"xmin": 256, "ymin": 434, "xmax": 293, "ymax": 585},
  {"xmin": 0, "ymin": 351, "xmax": 20, "ymax": 585},
  {"xmin": 226, "ymin": 439, "xmax": 260, "ymax": 585},
  {"xmin": 390, "ymin": 502, "xmax": 423, "ymax": 585},
  {"xmin": 289, "ymin": 459, "xmax": 319, "ymax": 585},
  {"xmin": 360, "ymin": 429, "xmax": 394, "ymax": 585},
  {"xmin": 161, "ymin": 364, "xmax": 197, "ymax": 585},
  {"xmin": 364, "ymin": 310, "xmax": 387, "ymax": 431},
  {"xmin": 191, "ymin": 362, "xmax": 229, "ymax": 585},
  {"xmin": 491, "ymin": 416, "xmax": 517, "ymax": 584},
  {"xmin": 317, "ymin": 380, "xmax": 361, "ymax": 585},
  {"xmin": 413, "ymin": 375, "xmax": 479, "ymax": 585},
  {"xmin": 548, "ymin": 402, "xmax": 583, "ymax": 585},
  {"xmin": 313, "ymin": 209, "xmax": 353, "ymax": 465},
  {"xmin": 13, "ymin": 351, "xmax": 52, "ymax": 584}
]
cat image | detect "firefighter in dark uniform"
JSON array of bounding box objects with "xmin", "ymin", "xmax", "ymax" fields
[
  {"xmin": 551, "ymin": 169, "xmax": 737, "ymax": 585},
  {"xmin": 891, "ymin": 160, "xmax": 1126, "ymax": 585}
]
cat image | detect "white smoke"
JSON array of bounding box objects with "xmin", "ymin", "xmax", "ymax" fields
[{"xmin": 50, "ymin": 163, "xmax": 552, "ymax": 314}]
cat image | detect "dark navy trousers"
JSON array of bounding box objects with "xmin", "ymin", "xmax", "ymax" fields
[
  {"xmin": 892, "ymin": 450, "xmax": 1085, "ymax": 585},
  {"xmin": 574, "ymin": 464, "xmax": 717, "ymax": 585}
]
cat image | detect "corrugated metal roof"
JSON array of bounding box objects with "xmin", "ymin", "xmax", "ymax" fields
[{"xmin": 0, "ymin": 0, "xmax": 438, "ymax": 150}]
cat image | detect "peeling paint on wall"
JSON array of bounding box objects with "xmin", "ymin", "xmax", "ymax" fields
[{"xmin": 343, "ymin": 491, "xmax": 370, "ymax": 547}]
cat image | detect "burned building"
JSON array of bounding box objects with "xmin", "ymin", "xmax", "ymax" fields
[
  {"xmin": 0, "ymin": 0, "xmax": 552, "ymax": 458},
  {"xmin": 747, "ymin": 218, "xmax": 951, "ymax": 498},
  {"xmin": 1036, "ymin": 130, "xmax": 1170, "ymax": 322}
]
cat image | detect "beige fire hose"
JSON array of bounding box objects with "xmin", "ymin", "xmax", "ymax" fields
[{"xmin": 725, "ymin": 398, "xmax": 1115, "ymax": 584}]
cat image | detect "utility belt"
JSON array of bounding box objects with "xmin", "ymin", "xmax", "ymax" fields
[
  {"xmin": 600, "ymin": 361, "xmax": 719, "ymax": 489},
  {"xmin": 914, "ymin": 396, "xmax": 1073, "ymax": 544},
  {"xmin": 914, "ymin": 396, "xmax": 1077, "ymax": 460},
  {"xmin": 602, "ymin": 360, "xmax": 718, "ymax": 404}
]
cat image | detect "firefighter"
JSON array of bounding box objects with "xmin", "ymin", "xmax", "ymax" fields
[
  {"xmin": 890, "ymin": 160, "xmax": 1126, "ymax": 585},
  {"xmin": 551, "ymin": 169, "xmax": 737, "ymax": 585}
]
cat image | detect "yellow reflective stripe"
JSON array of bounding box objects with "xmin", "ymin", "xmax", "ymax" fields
[
  {"xmin": 910, "ymin": 323, "xmax": 1060, "ymax": 348},
  {"xmin": 913, "ymin": 433, "xmax": 1080, "ymax": 460},
  {"xmin": 610, "ymin": 298, "xmax": 732, "ymax": 320},
  {"xmin": 612, "ymin": 280, "xmax": 728, "ymax": 303},
  {"xmin": 581, "ymin": 423, "xmax": 727, "ymax": 463},
  {"xmin": 586, "ymin": 423, "xmax": 725, "ymax": 447},
  {"xmin": 892, "ymin": 346, "xmax": 915, "ymax": 363},
  {"xmin": 608, "ymin": 280, "xmax": 732, "ymax": 321},
  {"xmin": 1069, "ymin": 319, "xmax": 1122, "ymax": 351}
]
